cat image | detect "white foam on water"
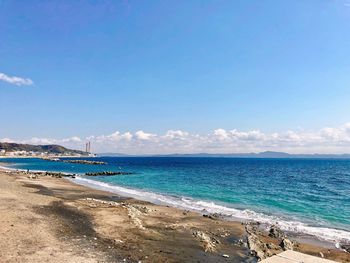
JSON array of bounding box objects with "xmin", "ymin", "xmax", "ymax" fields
[
  {"xmin": 0, "ymin": 165, "xmax": 19, "ymax": 171},
  {"xmin": 3, "ymin": 162, "xmax": 348, "ymax": 246},
  {"xmin": 69, "ymin": 176, "xmax": 350, "ymax": 244}
]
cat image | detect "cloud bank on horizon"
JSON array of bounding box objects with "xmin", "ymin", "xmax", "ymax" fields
[
  {"xmin": 0, "ymin": 72, "xmax": 34, "ymax": 86},
  {"xmin": 2, "ymin": 123, "xmax": 350, "ymax": 155}
]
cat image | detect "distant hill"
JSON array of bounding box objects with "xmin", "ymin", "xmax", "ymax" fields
[
  {"xmin": 0, "ymin": 142, "xmax": 86, "ymax": 155},
  {"xmin": 99, "ymin": 151, "xmax": 350, "ymax": 159},
  {"xmin": 153, "ymin": 151, "xmax": 350, "ymax": 158}
]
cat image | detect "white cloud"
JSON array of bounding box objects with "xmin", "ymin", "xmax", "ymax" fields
[
  {"xmin": 121, "ymin": 132, "xmax": 133, "ymax": 141},
  {"xmin": 28, "ymin": 137, "xmax": 55, "ymax": 145},
  {"xmin": 62, "ymin": 136, "xmax": 82, "ymax": 143},
  {"xmin": 0, "ymin": 72, "xmax": 34, "ymax": 86},
  {"xmin": 0, "ymin": 136, "xmax": 84, "ymax": 150},
  {"xmin": 164, "ymin": 130, "xmax": 189, "ymax": 139},
  {"xmin": 135, "ymin": 130, "xmax": 155, "ymax": 140},
  {"xmin": 25, "ymin": 136, "xmax": 83, "ymax": 145},
  {"xmin": 214, "ymin": 129, "xmax": 229, "ymax": 140},
  {"xmin": 229, "ymin": 129, "xmax": 265, "ymax": 141},
  {"xmin": 2, "ymin": 123, "xmax": 350, "ymax": 154},
  {"xmin": 0, "ymin": 138, "xmax": 15, "ymax": 143}
]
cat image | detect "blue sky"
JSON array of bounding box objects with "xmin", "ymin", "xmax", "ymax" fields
[{"xmin": 1, "ymin": 0, "xmax": 350, "ymax": 153}]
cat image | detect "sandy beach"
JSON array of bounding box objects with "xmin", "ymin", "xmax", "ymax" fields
[{"xmin": 0, "ymin": 170, "xmax": 349, "ymax": 263}]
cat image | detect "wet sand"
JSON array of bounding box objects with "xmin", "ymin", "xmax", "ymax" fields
[{"xmin": 0, "ymin": 170, "xmax": 349, "ymax": 263}]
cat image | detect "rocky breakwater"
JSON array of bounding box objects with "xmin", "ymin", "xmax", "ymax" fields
[
  {"xmin": 42, "ymin": 157, "xmax": 107, "ymax": 165},
  {"xmin": 62, "ymin": 160, "xmax": 106, "ymax": 165},
  {"xmin": 85, "ymin": 171, "xmax": 133, "ymax": 176},
  {"xmin": 25, "ymin": 170, "xmax": 77, "ymax": 179}
]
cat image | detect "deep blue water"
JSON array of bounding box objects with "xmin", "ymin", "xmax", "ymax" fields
[{"xmin": 2, "ymin": 157, "xmax": 350, "ymax": 243}]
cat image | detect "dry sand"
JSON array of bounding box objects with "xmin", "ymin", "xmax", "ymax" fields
[{"xmin": 0, "ymin": 170, "xmax": 349, "ymax": 263}]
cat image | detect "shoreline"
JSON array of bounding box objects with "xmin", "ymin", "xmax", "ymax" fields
[
  {"xmin": 0, "ymin": 155, "xmax": 92, "ymax": 159},
  {"xmin": 1, "ymin": 163, "xmax": 349, "ymax": 248},
  {"xmin": 0, "ymin": 168, "xmax": 349, "ymax": 262},
  {"xmin": 69, "ymin": 175, "xmax": 350, "ymax": 247}
]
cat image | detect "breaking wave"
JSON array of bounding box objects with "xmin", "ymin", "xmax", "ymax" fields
[{"xmin": 70, "ymin": 176, "xmax": 350, "ymax": 245}]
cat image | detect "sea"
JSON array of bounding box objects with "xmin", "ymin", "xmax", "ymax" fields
[{"xmin": 1, "ymin": 157, "xmax": 350, "ymax": 245}]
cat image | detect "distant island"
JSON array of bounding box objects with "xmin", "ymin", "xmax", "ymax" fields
[
  {"xmin": 0, "ymin": 142, "xmax": 88, "ymax": 157},
  {"xmin": 1, "ymin": 142, "xmax": 350, "ymax": 159},
  {"xmin": 99, "ymin": 151, "xmax": 350, "ymax": 159}
]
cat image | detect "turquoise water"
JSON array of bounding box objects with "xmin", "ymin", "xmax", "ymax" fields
[{"xmin": 2, "ymin": 157, "xmax": 350, "ymax": 243}]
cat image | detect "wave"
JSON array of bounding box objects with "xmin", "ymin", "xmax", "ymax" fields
[
  {"xmin": 69, "ymin": 176, "xmax": 350, "ymax": 245},
  {"xmin": 0, "ymin": 165, "xmax": 19, "ymax": 171}
]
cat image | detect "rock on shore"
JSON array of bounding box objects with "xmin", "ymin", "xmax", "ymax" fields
[{"xmin": 85, "ymin": 171, "xmax": 133, "ymax": 176}]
